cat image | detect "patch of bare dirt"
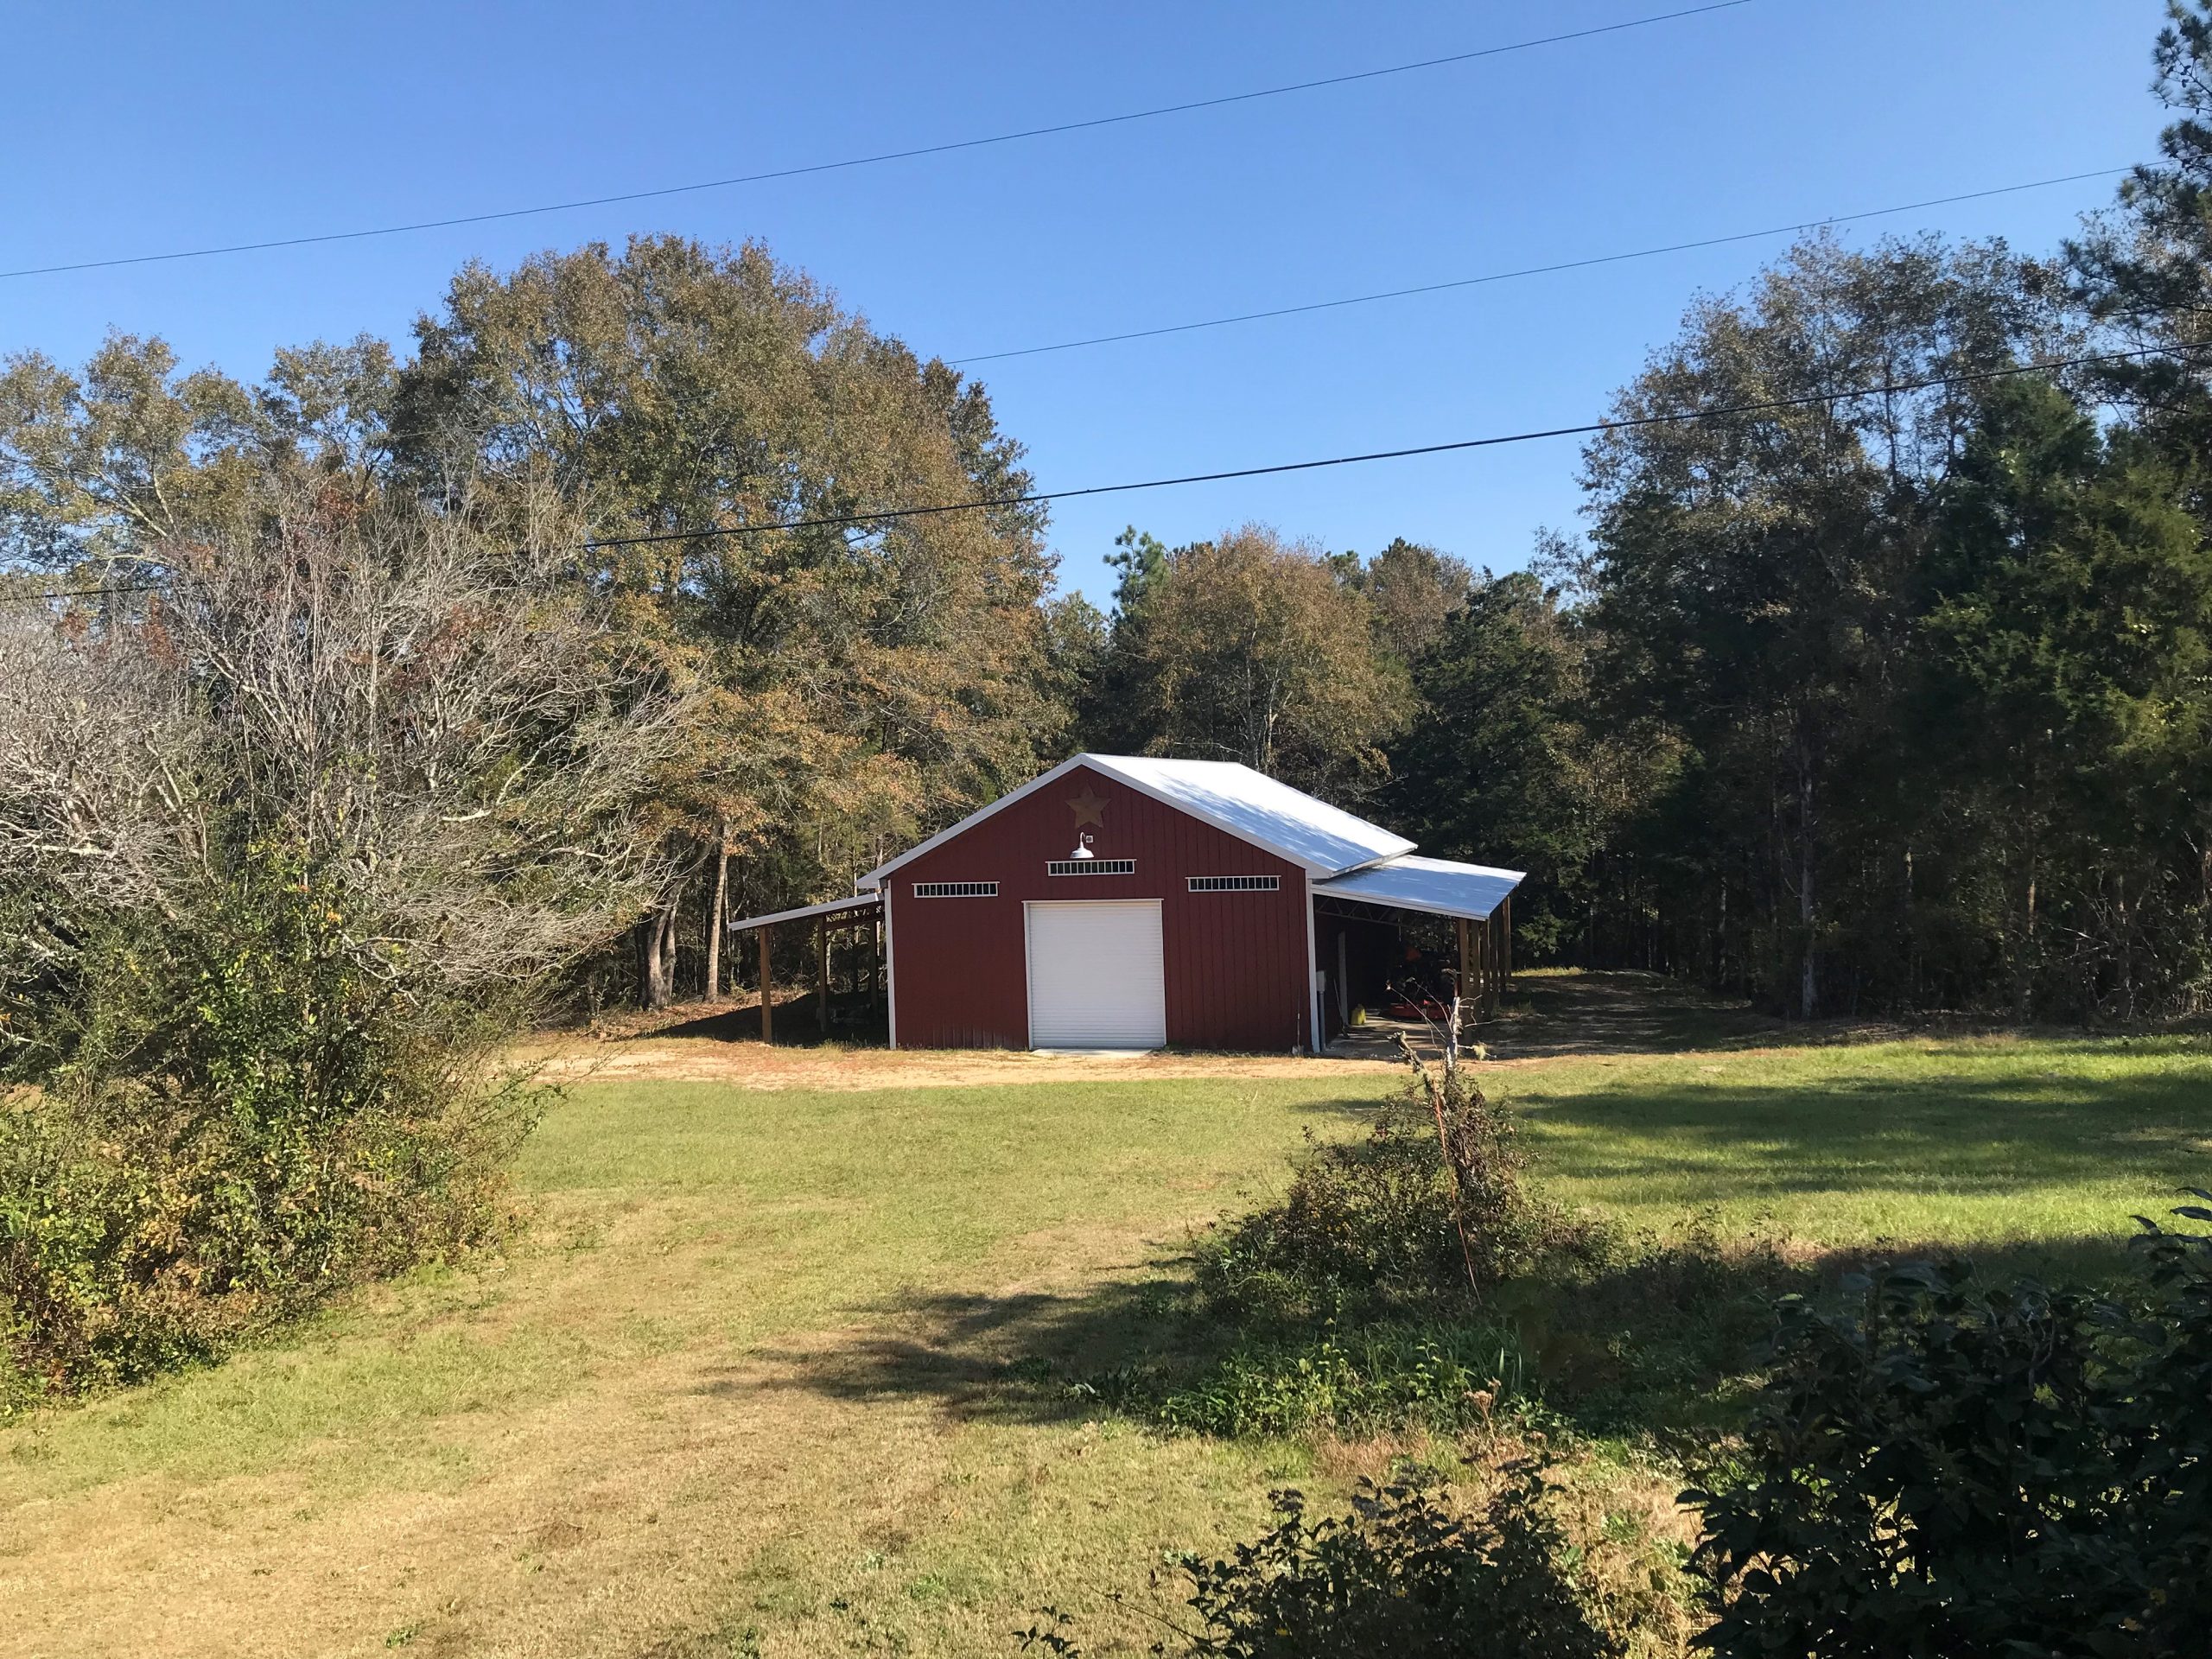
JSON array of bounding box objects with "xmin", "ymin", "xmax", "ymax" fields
[
  {"xmin": 520, "ymin": 971, "xmax": 1784, "ymax": 1092},
  {"xmin": 513, "ymin": 969, "xmax": 2209, "ymax": 1096},
  {"xmin": 513, "ymin": 972, "xmax": 1797, "ymax": 1092},
  {"xmin": 518, "ymin": 1027, "xmax": 1400, "ymax": 1092}
]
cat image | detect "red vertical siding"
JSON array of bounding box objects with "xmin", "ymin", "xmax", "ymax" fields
[{"xmin": 887, "ymin": 764, "xmax": 1313, "ymax": 1051}]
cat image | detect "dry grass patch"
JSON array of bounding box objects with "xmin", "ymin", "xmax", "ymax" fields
[{"xmin": 2, "ymin": 1075, "xmax": 1374, "ymax": 1657}]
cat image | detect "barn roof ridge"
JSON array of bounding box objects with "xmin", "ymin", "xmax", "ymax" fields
[{"xmin": 858, "ymin": 753, "xmax": 1416, "ymax": 887}]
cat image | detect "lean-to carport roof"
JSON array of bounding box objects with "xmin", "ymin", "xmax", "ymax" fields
[
  {"xmin": 723, "ymin": 892, "xmax": 880, "ymax": 932},
  {"xmin": 859, "ymin": 753, "xmax": 1415, "ymax": 886},
  {"xmin": 1312, "ymin": 855, "xmax": 1525, "ymax": 922}
]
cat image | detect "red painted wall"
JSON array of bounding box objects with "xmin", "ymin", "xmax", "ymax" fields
[{"xmin": 887, "ymin": 763, "xmax": 1313, "ymax": 1051}]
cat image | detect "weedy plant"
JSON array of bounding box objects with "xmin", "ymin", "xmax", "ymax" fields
[
  {"xmin": 1150, "ymin": 1320, "xmax": 1525, "ymax": 1440},
  {"xmin": 1131, "ymin": 989, "xmax": 1794, "ymax": 1443},
  {"xmin": 1197, "ymin": 995, "xmax": 1568, "ymax": 1325}
]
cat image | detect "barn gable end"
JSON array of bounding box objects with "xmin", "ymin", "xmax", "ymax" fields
[{"xmin": 886, "ymin": 762, "xmax": 1311, "ymax": 1051}]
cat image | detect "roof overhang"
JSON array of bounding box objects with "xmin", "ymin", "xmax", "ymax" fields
[
  {"xmin": 1311, "ymin": 855, "xmax": 1526, "ymax": 923},
  {"xmin": 725, "ymin": 892, "xmax": 882, "ymax": 932}
]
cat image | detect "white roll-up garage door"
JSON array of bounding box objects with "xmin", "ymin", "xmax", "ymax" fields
[{"xmin": 1025, "ymin": 899, "xmax": 1167, "ymax": 1050}]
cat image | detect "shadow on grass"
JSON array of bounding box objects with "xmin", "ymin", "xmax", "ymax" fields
[
  {"xmin": 1516, "ymin": 1060, "xmax": 2212, "ymax": 1212},
  {"xmin": 624, "ymin": 995, "xmax": 888, "ymax": 1048},
  {"xmin": 724, "ymin": 1277, "xmax": 1175, "ymax": 1421},
  {"xmin": 1491, "ymin": 970, "xmax": 1790, "ymax": 1059},
  {"xmin": 728, "ymin": 1230, "xmax": 2152, "ymax": 1444},
  {"xmin": 716, "ymin": 1015, "xmax": 2208, "ymax": 1444}
]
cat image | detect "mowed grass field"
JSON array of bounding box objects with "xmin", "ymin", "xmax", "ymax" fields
[
  {"xmin": 1515, "ymin": 1033, "xmax": 2212, "ymax": 1256},
  {"xmin": 4, "ymin": 993, "xmax": 2209, "ymax": 1657}
]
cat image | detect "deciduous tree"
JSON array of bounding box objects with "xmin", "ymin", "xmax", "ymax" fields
[
  {"xmin": 1087, "ymin": 524, "xmax": 1413, "ymax": 798},
  {"xmin": 389, "ymin": 237, "xmax": 1071, "ymax": 1001}
]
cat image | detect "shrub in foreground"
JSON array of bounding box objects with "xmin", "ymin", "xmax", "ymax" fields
[
  {"xmin": 0, "ymin": 488, "xmax": 679, "ymax": 1408},
  {"xmin": 1197, "ymin": 1060, "xmax": 1567, "ymax": 1323},
  {"xmin": 1147, "ymin": 1319, "xmax": 1526, "ymax": 1439},
  {"xmin": 1023, "ymin": 1465, "xmax": 1648, "ymax": 1659},
  {"xmin": 1173, "ymin": 1062, "xmax": 1785, "ymax": 1437},
  {"xmin": 1, "ymin": 856, "xmax": 539, "ymax": 1402},
  {"xmin": 1688, "ymin": 1200, "xmax": 2212, "ymax": 1657}
]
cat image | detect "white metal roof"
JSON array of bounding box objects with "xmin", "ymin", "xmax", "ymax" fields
[
  {"xmin": 724, "ymin": 892, "xmax": 882, "ymax": 932},
  {"xmin": 1312, "ymin": 854, "xmax": 1526, "ymax": 922},
  {"xmin": 1093, "ymin": 755, "xmax": 1415, "ymax": 874},
  {"xmin": 859, "ymin": 753, "xmax": 1414, "ymax": 886}
]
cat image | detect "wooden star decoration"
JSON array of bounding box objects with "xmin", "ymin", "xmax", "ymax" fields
[{"xmin": 1066, "ymin": 786, "xmax": 1108, "ymax": 829}]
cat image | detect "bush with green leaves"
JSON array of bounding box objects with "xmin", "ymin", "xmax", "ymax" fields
[
  {"xmin": 1022, "ymin": 1465, "xmax": 1634, "ymax": 1659},
  {"xmin": 1, "ymin": 484, "xmax": 679, "ymax": 1407},
  {"xmin": 1197, "ymin": 1061, "xmax": 1560, "ymax": 1324},
  {"xmin": 1147, "ymin": 1319, "xmax": 1526, "ymax": 1440},
  {"xmin": 1170, "ymin": 1063, "xmax": 1780, "ymax": 1438},
  {"xmin": 1, "ymin": 852, "xmax": 539, "ymax": 1402},
  {"xmin": 1687, "ymin": 1198, "xmax": 2212, "ymax": 1657}
]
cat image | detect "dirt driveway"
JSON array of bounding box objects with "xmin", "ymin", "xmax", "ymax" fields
[{"xmin": 521, "ymin": 970, "xmax": 1794, "ymax": 1092}]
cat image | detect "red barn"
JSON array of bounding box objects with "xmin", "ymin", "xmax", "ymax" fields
[{"xmin": 729, "ymin": 754, "xmax": 1524, "ymax": 1053}]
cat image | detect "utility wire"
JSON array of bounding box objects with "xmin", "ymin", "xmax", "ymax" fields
[
  {"xmin": 8, "ymin": 344, "xmax": 2189, "ymax": 601},
  {"xmin": 950, "ymin": 168, "xmax": 2131, "ymax": 365},
  {"xmin": 579, "ymin": 345, "xmax": 2194, "ymax": 549},
  {"xmin": 0, "ymin": 2, "xmax": 1753, "ymax": 281}
]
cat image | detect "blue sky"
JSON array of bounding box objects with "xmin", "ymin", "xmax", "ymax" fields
[{"xmin": 1, "ymin": 0, "xmax": 2173, "ymax": 602}]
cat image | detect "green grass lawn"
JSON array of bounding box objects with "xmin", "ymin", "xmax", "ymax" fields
[
  {"xmin": 1516, "ymin": 1033, "xmax": 2212, "ymax": 1260},
  {"xmin": 3, "ymin": 1021, "xmax": 2209, "ymax": 1657}
]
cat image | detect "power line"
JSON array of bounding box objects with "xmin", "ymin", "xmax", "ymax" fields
[
  {"xmin": 9, "ymin": 345, "xmax": 2186, "ymax": 600},
  {"xmin": 0, "ymin": 2, "xmax": 1754, "ymax": 282},
  {"xmin": 579, "ymin": 345, "xmax": 2192, "ymax": 550},
  {"xmin": 950, "ymin": 168, "xmax": 2131, "ymax": 365}
]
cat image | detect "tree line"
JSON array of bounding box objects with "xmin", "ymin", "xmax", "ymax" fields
[
  {"xmin": 1064, "ymin": 240, "xmax": 2209, "ymax": 1025},
  {"xmin": 1065, "ymin": 16, "xmax": 2212, "ymax": 1025},
  {"xmin": 8, "ymin": 16, "xmax": 2212, "ymax": 1044}
]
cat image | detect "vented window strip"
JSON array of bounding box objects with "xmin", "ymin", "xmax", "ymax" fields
[
  {"xmin": 1046, "ymin": 859, "xmax": 1137, "ymax": 877},
  {"xmin": 1187, "ymin": 874, "xmax": 1280, "ymax": 892},
  {"xmin": 912, "ymin": 880, "xmax": 997, "ymax": 898}
]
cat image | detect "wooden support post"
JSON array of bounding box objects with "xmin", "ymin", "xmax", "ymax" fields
[
  {"xmin": 1475, "ymin": 914, "xmax": 1493, "ymax": 1015},
  {"xmin": 1456, "ymin": 915, "xmax": 1473, "ymax": 1030},
  {"xmin": 817, "ymin": 915, "xmax": 830, "ymax": 1030},
  {"xmin": 759, "ymin": 925, "xmax": 773, "ymax": 1044},
  {"xmin": 1500, "ymin": 896, "xmax": 1513, "ymax": 991},
  {"xmin": 705, "ymin": 833, "xmax": 727, "ymax": 1000}
]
